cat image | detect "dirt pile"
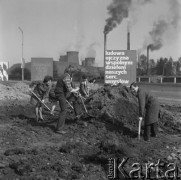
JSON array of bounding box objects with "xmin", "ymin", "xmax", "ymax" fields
[
  {"xmin": 86, "ymin": 84, "xmax": 181, "ymax": 135},
  {"xmin": 159, "ymin": 105, "xmax": 181, "ymax": 134},
  {"xmin": 85, "ymin": 84, "xmax": 139, "ymax": 127},
  {"xmin": 11, "ymin": 82, "xmax": 30, "ymax": 95},
  {"xmin": 0, "ymin": 83, "xmax": 29, "ymax": 105}
]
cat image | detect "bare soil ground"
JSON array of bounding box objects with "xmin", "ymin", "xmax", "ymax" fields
[{"xmin": 0, "ymin": 82, "xmax": 181, "ymax": 179}]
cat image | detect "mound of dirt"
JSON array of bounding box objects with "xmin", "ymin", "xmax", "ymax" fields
[
  {"xmin": 86, "ymin": 84, "xmax": 181, "ymax": 135},
  {"xmin": 0, "ymin": 82, "xmax": 30, "ymax": 113},
  {"xmin": 11, "ymin": 82, "xmax": 30, "ymax": 94},
  {"xmin": 159, "ymin": 105, "xmax": 181, "ymax": 134},
  {"xmin": 0, "ymin": 83, "xmax": 29, "ymax": 99},
  {"xmin": 85, "ymin": 84, "xmax": 139, "ymax": 127}
]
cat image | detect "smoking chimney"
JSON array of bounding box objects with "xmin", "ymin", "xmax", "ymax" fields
[
  {"xmin": 137, "ymin": 51, "xmax": 140, "ymax": 68},
  {"xmin": 147, "ymin": 45, "xmax": 150, "ymax": 75},
  {"xmin": 104, "ymin": 33, "xmax": 107, "ymax": 62},
  {"xmin": 127, "ymin": 20, "xmax": 130, "ymax": 50}
]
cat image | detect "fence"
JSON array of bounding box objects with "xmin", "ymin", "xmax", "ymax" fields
[{"xmin": 136, "ymin": 76, "xmax": 181, "ymax": 84}]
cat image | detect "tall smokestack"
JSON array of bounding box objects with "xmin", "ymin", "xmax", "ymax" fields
[
  {"xmin": 127, "ymin": 20, "xmax": 130, "ymax": 50},
  {"xmin": 104, "ymin": 33, "xmax": 107, "ymax": 62},
  {"xmin": 147, "ymin": 45, "xmax": 150, "ymax": 75},
  {"xmin": 137, "ymin": 51, "xmax": 140, "ymax": 68}
]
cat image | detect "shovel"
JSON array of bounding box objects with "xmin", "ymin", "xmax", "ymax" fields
[
  {"xmin": 79, "ymin": 94, "xmax": 88, "ymax": 113},
  {"xmin": 66, "ymin": 100, "xmax": 74, "ymax": 110},
  {"xmin": 30, "ymin": 90, "xmax": 51, "ymax": 111},
  {"xmin": 78, "ymin": 93, "xmax": 96, "ymax": 118},
  {"xmin": 138, "ymin": 118, "xmax": 142, "ymax": 141}
]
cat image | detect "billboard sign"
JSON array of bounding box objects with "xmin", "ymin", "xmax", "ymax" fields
[
  {"xmin": 104, "ymin": 50, "xmax": 137, "ymax": 86},
  {"xmin": 0, "ymin": 62, "xmax": 9, "ymax": 81}
]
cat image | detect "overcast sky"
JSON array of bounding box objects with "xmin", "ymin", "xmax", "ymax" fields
[{"xmin": 0, "ymin": 0, "xmax": 181, "ymax": 67}]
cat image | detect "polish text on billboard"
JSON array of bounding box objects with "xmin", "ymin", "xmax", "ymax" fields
[{"xmin": 104, "ymin": 50, "xmax": 136, "ymax": 86}]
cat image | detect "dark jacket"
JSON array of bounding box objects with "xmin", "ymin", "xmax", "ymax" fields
[
  {"xmin": 137, "ymin": 88, "xmax": 159, "ymax": 125},
  {"xmin": 33, "ymin": 82, "xmax": 49, "ymax": 99},
  {"xmin": 54, "ymin": 73, "xmax": 73, "ymax": 97},
  {"xmin": 49, "ymin": 84, "xmax": 56, "ymax": 100}
]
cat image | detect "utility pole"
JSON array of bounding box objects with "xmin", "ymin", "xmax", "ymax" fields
[{"xmin": 18, "ymin": 27, "xmax": 24, "ymax": 81}]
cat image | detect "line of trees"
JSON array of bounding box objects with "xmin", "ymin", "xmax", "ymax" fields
[{"xmin": 137, "ymin": 55, "xmax": 181, "ymax": 76}]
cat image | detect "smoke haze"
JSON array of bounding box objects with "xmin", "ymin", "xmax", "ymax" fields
[
  {"xmin": 148, "ymin": 20, "xmax": 168, "ymax": 51},
  {"xmin": 104, "ymin": 0, "xmax": 132, "ymax": 34},
  {"xmin": 86, "ymin": 42, "xmax": 100, "ymax": 58},
  {"xmin": 146, "ymin": 0, "xmax": 181, "ymax": 51},
  {"xmin": 104, "ymin": 0, "xmax": 181, "ymax": 54}
]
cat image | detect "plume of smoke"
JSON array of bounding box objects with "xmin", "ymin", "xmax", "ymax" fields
[
  {"xmin": 86, "ymin": 42, "xmax": 100, "ymax": 58},
  {"xmin": 104, "ymin": 0, "xmax": 155, "ymax": 34},
  {"xmin": 169, "ymin": 0, "xmax": 181, "ymax": 29},
  {"xmin": 148, "ymin": 20, "xmax": 168, "ymax": 51},
  {"xmin": 104, "ymin": 0, "xmax": 132, "ymax": 34},
  {"xmin": 145, "ymin": 0, "xmax": 181, "ymax": 52}
]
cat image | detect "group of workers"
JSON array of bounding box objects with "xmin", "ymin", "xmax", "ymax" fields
[
  {"xmin": 29, "ymin": 65, "xmax": 90, "ymax": 134},
  {"xmin": 29, "ymin": 65, "xmax": 159, "ymax": 141}
]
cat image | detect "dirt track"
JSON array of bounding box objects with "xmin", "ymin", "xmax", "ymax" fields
[{"xmin": 1, "ymin": 82, "xmax": 181, "ymax": 179}]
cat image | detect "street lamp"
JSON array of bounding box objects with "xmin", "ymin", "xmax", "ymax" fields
[{"xmin": 18, "ymin": 27, "xmax": 24, "ymax": 81}]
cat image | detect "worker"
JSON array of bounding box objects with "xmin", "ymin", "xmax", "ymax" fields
[
  {"xmin": 130, "ymin": 82, "xmax": 159, "ymax": 141},
  {"xmin": 79, "ymin": 74, "xmax": 89, "ymax": 98},
  {"xmin": 30, "ymin": 75, "xmax": 53, "ymax": 122},
  {"xmin": 54, "ymin": 65, "xmax": 80, "ymax": 134}
]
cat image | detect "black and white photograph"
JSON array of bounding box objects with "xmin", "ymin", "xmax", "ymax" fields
[{"xmin": 0, "ymin": 0, "xmax": 181, "ymax": 179}]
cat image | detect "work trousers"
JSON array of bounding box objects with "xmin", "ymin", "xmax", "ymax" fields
[
  {"xmin": 56, "ymin": 94, "xmax": 80, "ymax": 131},
  {"xmin": 144, "ymin": 122, "xmax": 157, "ymax": 141}
]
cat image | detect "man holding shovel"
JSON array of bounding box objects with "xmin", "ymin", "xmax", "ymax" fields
[
  {"xmin": 130, "ymin": 82, "xmax": 159, "ymax": 141},
  {"xmin": 29, "ymin": 76, "xmax": 53, "ymax": 122},
  {"xmin": 54, "ymin": 65, "xmax": 80, "ymax": 134}
]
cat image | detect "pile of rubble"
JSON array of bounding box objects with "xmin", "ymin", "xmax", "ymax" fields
[{"xmin": 85, "ymin": 84, "xmax": 139, "ymax": 127}]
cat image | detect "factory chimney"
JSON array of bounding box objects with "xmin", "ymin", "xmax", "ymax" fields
[
  {"xmin": 127, "ymin": 20, "xmax": 130, "ymax": 50},
  {"xmin": 104, "ymin": 33, "xmax": 107, "ymax": 62},
  {"xmin": 137, "ymin": 51, "xmax": 140, "ymax": 69},
  {"xmin": 147, "ymin": 45, "xmax": 150, "ymax": 75}
]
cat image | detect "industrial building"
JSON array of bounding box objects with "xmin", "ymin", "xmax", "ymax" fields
[{"xmin": 7, "ymin": 50, "xmax": 103, "ymax": 81}]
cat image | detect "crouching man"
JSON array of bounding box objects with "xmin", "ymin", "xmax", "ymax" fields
[
  {"xmin": 130, "ymin": 82, "xmax": 159, "ymax": 141},
  {"xmin": 54, "ymin": 65, "xmax": 80, "ymax": 134},
  {"xmin": 30, "ymin": 76, "xmax": 53, "ymax": 122}
]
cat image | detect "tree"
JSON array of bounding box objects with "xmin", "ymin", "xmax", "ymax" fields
[
  {"xmin": 175, "ymin": 56, "xmax": 181, "ymax": 75},
  {"xmin": 9, "ymin": 67, "xmax": 31, "ymax": 80},
  {"xmin": 156, "ymin": 57, "xmax": 166, "ymax": 75},
  {"xmin": 164, "ymin": 57, "xmax": 174, "ymax": 76},
  {"xmin": 149, "ymin": 59, "xmax": 156, "ymax": 75},
  {"xmin": 137, "ymin": 54, "xmax": 147, "ymax": 76}
]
